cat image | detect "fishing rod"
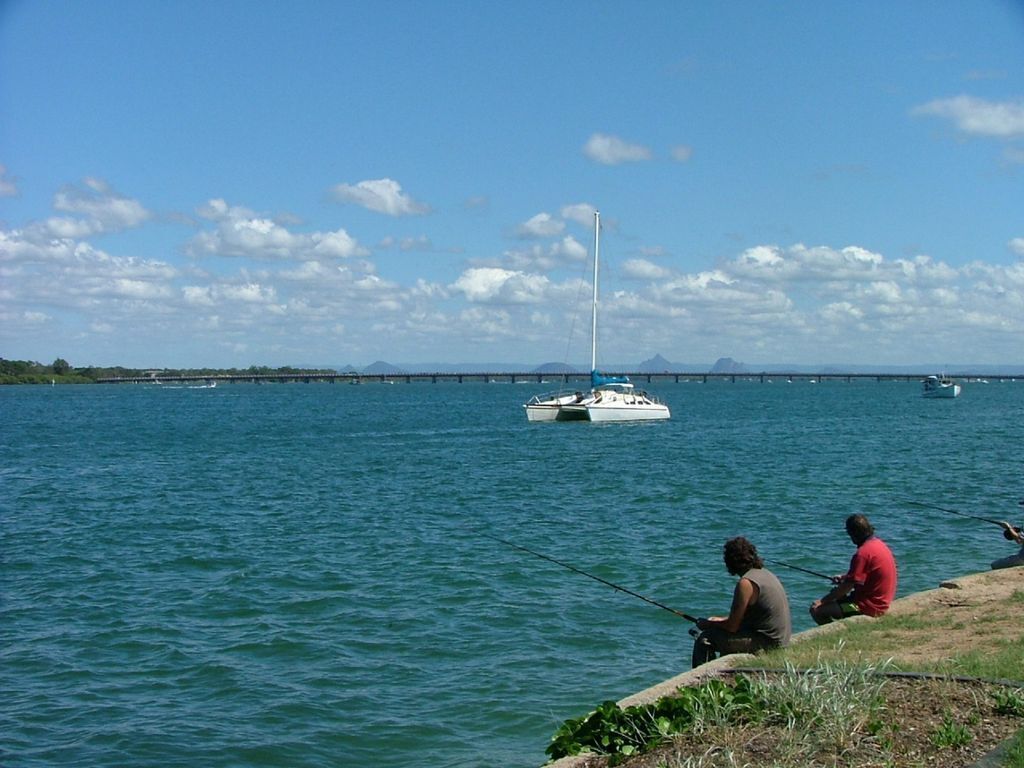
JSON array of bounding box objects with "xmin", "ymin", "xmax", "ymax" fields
[
  {"xmin": 766, "ymin": 559, "xmax": 838, "ymax": 583},
  {"xmin": 900, "ymin": 499, "xmax": 1011, "ymax": 528},
  {"xmin": 483, "ymin": 533, "xmax": 698, "ymax": 623}
]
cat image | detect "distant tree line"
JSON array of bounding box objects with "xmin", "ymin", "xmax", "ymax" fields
[{"xmin": 0, "ymin": 358, "xmax": 336, "ymax": 385}]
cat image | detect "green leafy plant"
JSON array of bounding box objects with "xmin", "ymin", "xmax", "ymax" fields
[
  {"xmin": 992, "ymin": 687, "xmax": 1024, "ymax": 718},
  {"xmin": 546, "ymin": 677, "xmax": 764, "ymax": 761},
  {"xmin": 929, "ymin": 713, "xmax": 973, "ymax": 749},
  {"xmin": 866, "ymin": 717, "xmax": 899, "ymax": 753}
]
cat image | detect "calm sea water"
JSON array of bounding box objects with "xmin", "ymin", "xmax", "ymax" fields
[{"xmin": 3, "ymin": 379, "xmax": 1022, "ymax": 767}]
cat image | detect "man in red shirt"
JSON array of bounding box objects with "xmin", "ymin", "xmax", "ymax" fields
[{"xmin": 810, "ymin": 514, "xmax": 897, "ymax": 624}]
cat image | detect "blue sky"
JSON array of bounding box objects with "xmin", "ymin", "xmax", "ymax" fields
[{"xmin": 2, "ymin": 1, "xmax": 1023, "ymax": 369}]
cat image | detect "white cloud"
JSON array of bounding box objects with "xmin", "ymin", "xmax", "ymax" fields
[
  {"xmin": 378, "ymin": 234, "xmax": 433, "ymax": 251},
  {"xmin": 737, "ymin": 245, "xmax": 785, "ymax": 269},
  {"xmin": 622, "ymin": 258, "xmax": 669, "ymax": 280},
  {"xmin": 583, "ymin": 133, "xmax": 652, "ymax": 165},
  {"xmin": 560, "ymin": 203, "xmax": 597, "ymax": 227},
  {"xmin": 0, "ymin": 165, "xmax": 17, "ymax": 197},
  {"xmin": 558, "ymin": 236, "xmax": 588, "ymax": 262},
  {"xmin": 516, "ymin": 212, "xmax": 564, "ymax": 238},
  {"xmin": 730, "ymin": 244, "xmax": 885, "ymax": 282},
  {"xmin": 197, "ymin": 198, "xmax": 235, "ymax": 220},
  {"xmin": 183, "ymin": 286, "xmax": 215, "ymax": 306},
  {"xmin": 0, "ymin": 181, "xmax": 150, "ymax": 246},
  {"xmin": 670, "ymin": 144, "xmax": 693, "ymax": 162},
  {"xmin": 860, "ymin": 280, "xmax": 902, "ymax": 303},
  {"xmin": 3, "ymin": 172, "xmax": 1021, "ymax": 367},
  {"xmin": 913, "ymin": 95, "xmax": 1024, "ymax": 138},
  {"xmin": 105, "ymin": 278, "xmax": 171, "ymax": 299},
  {"xmin": 23, "ymin": 310, "xmax": 51, "ymax": 324},
  {"xmin": 312, "ymin": 230, "xmax": 366, "ymax": 258},
  {"xmin": 220, "ymin": 283, "xmax": 276, "ymax": 303},
  {"xmin": 892, "ymin": 255, "xmax": 958, "ymax": 285},
  {"xmin": 189, "ymin": 199, "xmax": 368, "ymax": 260},
  {"xmin": 457, "ymin": 306, "xmax": 514, "ymax": 339},
  {"xmin": 53, "ymin": 178, "xmax": 151, "ymax": 231},
  {"xmin": 450, "ymin": 267, "xmax": 550, "ymax": 304},
  {"xmin": 37, "ymin": 217, "xmax": 102, "ymax": 239},
  {"xmin": 498, "ymin": 236, "xmax": 588, "ymax": 272},
  {"xmin": 0, "ymin": 231, "xmax": 177, "ymax": 280},
  {"xmin": 330, "ymin": 178, "xmax": 429, "ymax": 216},
  {"xmin": 819, "ymin": 301, "xmax": 863, "ymax": 322}
]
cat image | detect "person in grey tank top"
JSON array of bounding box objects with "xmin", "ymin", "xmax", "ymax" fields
[{"xmin": 691, "ymin": 537, "xmax": 792, "ymax": 668}]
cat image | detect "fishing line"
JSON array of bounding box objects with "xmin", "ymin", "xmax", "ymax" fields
[
  {"xmin": 900, "ymin": 499, "xmax": 1007, "ymax": 527},
  {"xmin": 765, "ymin": 559, "xmax": 838, "ymax": 582},
  {"xmin": 482, "ymin": 532, "xmax": 698, "ymax": 623}
]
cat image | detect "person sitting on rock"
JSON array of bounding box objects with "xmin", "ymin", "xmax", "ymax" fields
[
  {"xmin": 691, "ymin": 537, "xmax": 791, "ymax": 668},
  {"xmin": 810, "ymin": 514, "xmax": 897, "ymax": 624}
]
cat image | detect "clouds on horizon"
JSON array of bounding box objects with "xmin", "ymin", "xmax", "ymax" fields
[{"xmin": 2, "ymin": 171, "xmax": 1021, "ymax": 367}]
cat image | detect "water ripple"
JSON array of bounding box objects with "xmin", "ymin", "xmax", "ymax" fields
[{"xmin": 2, "ymin": 381, "xmax": 1021, "ymax": 767}]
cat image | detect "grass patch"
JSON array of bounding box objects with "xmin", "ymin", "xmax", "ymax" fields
[
  {"xmin": 546, "ymin": 659, "xmax": 894, "ymax": 764},
  {"xmin": 1004, "ymin": 729, "xmax": 1024, "ymax": 767},
  {"xmin": 751, "ymin": 658, "xmax": 891, "ymax": 759},
  {"xmin": 927, "ymin": 640, "xmax": 1024, "ymax": 681},
  {"xmin": 930, "ymin": 713, "xmax": 974, "ymax": 749},
  {"xmin": 754, "ymin": 608, "xmax": 1024, "ymax": 682}
]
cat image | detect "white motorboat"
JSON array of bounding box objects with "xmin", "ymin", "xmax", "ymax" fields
[
  {"xmin": 922, "ymin": 375, "xmax": 961, "ymax": 398},
  {"xmin": 523, "ymin": 211, "xmax": 670, "ymax": 423}
]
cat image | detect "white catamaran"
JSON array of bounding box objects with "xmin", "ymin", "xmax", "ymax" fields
[{"xmin": 523, "ymin": 211, "xmax": 670, "ymax": 423}]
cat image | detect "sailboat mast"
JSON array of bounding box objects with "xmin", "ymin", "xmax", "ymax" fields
[{"xmin": 590, "ymin": 211, "xmax": 600, "ymax": 373}]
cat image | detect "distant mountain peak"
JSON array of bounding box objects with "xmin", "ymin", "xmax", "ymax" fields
[
  {"xmin": 362, "ymin": 360, "xmax": 408, "ymax": 375},
  {"xmin": 637, "ymin": 353, "xmax": 673, "ymax": 373},
  {"xmin": 710, "ymin": 357, "xmax": 748, "ymax": 373}
]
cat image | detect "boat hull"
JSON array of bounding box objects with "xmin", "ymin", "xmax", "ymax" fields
[
  {"xmin": 560, "ymin": 388, "xmax": 671, "ymax": 422},
  {"xmin": 524, "ymin": 391, "xmax": 592, "ymax": 421},
  {"xmin": 524, "ymin": 404, "xmax": 561, "ymax": 422},
  {"xmin": 922, "ymin": 384, "xmax": 961, "ymax": 399},
  {"xmin": 580, "ymin": 402, "xmax": 671, "ymax": 422}
]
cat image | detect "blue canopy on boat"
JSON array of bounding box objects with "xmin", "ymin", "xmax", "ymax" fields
[{"xmin": 591, "ymin": 369, "xmax": 631, "ymax": 388}]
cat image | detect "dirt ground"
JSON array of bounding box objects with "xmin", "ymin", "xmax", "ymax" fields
[{"xmin": 552, "ymin": 567, "xmax": 1024, "ymax": 768}]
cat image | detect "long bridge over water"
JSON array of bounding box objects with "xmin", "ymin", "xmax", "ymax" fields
[{"xmin": 95, "ymin": 371, "xmax": 1018, "ymax": 385}]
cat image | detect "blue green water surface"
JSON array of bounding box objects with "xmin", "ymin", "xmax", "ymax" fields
[{"xmin": 2, "ymin": 379, "xmax": 1022, "ymax": 767}]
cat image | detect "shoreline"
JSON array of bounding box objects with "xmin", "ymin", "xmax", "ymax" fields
[{"xmin": 546, "ymin": 567, "xmax": 1024, "ymax": 768}]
